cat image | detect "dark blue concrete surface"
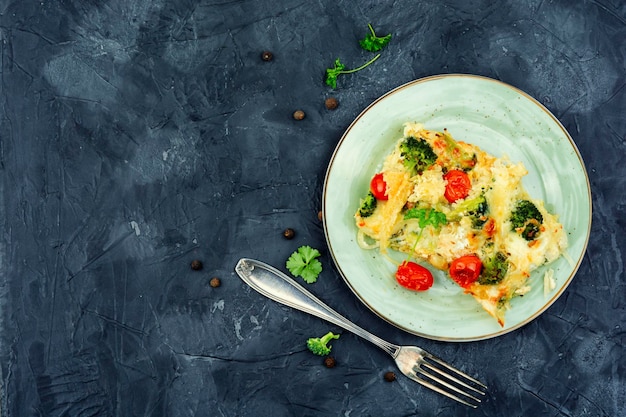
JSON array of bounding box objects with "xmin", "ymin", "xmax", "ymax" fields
[{"xmin": 1, "ymin": 1, "xmax": 624, "ymax": 416}]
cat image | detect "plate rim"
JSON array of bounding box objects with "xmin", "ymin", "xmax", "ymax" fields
[{"xmin": 322, "ymin": 73, "xmax": 593, "ymax": 342}]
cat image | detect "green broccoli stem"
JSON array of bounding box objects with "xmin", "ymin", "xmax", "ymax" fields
[
  {"xmin": 320, "ymin": 331, "xmax": 339, "ymax": 344},
  {"xmin": 448, "ymin": 194, "xmax": 486, "ymax": 218},
  {"xmin": 338, "ymin": 53, "xmax": 381, "ymax": 74}
]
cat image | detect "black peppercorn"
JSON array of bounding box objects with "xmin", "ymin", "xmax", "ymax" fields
[
  {"xmin": 293, "ymin": 110, "xmax": 305, "ymax": 120},
  {"xmin": 191, "ymin": 260, "xmax": 203, "ymax": 271},
  {"xmin": 324, "ymin": 357, "xmax": 336, "ymax": 368},
  {"xmin": 325, "ymin": 97, "xmax": 339, "ymax": 110},
  {"xmin": 383, "ymin": 371, "xmax": 396, "ymax": 382},
  {"xmin": 261, "ymin": 51, "xmax": 273, "ymax": 61},
  {"xmin": 283, "ymin": 228, "xmax": 295, "ymax": 239},
  {"xmin": 209, "ymin": 277, "xmax": 221, "ymax": 288}
]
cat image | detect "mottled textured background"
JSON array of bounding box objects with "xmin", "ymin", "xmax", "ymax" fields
[{"xmin": 0, "ymin": 0, "xmax": 624, "ymax": 416}]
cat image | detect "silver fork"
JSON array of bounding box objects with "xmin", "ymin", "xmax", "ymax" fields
[{"xmin": 235, "ymin": 258, "xmax": 488, "ymax": 408}]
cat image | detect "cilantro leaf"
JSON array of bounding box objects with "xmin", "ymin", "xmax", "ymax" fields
[
  {"xmin": 359, "ymin": 23, "xmax": 392, "ymax": 52},
  {"xmin": 286, "ymin": 245, "xmax": 323, "ymax": 283},
  {"xmin": 404, "ymin": 208, "xmax": 448, "ymax": 229},
  {"xmin": 325, "ymin": 54, "xmax": 381, "ymax": 89}
]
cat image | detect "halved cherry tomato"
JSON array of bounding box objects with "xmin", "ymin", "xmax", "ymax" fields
[
  {"xmin": 370, "ymin": 173, "xmax": 388, "ymax": 200},
  {"xmin": 443, "ymin": 170, "xmax": 471, "ymax": 203},
  {"xmin": 449, "ymin": 255, "xmax": 482, "ymax": 288},
  {"xmin": 396, "ymin": 261, "xmax": 434, "ymax": 291}
]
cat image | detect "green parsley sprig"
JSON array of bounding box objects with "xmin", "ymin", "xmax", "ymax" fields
[
  {"xmin": 403, "ymin": 208, "xmax": 447, "ymax": 259},
  {"xmin": 286, "ymin": 245, "xmax": 323, "ymax": 283},
  {"xmin": 359, "ymin": 23, "xmax": 392, "ymax": 52},
  {"xmin": 324, "ymin": 23, "xmax": 391, "ymax": 89},
  {"xmin": 404, "ymin": 208, "xmax": 448, "ymax": 229},
  {"xmin": 325, "ymin": 54, "xmax": 381, "ymax": 89}
]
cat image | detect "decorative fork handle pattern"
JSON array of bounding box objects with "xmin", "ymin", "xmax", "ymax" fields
[{"xmin": 235, "ymin": 258, "xmax": 400, "ymax": 357}]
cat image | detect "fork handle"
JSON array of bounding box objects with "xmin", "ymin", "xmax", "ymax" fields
[{"xmin": 235, "ymin": 258, "xmax": 400, "ymax": 357}]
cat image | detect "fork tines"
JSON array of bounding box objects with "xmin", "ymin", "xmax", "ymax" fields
[{"xmin": 413, "ymin": 352, "xmax": 488, "ymax": 408}]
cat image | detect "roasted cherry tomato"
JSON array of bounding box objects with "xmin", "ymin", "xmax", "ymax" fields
[
  {"xmin": 449, "ymin": 255, "xmax": 482, "ymax": 288},
  {"xmin": 370, "ymin": 173, "xmax": 388, "ymax": 200},
  {"xmin": 396, "ymin": 261, "xmax": 434, "ymax": 291},
  {"xmin": 443, "ymin": 169, "xmax": 471, "ymax": 203}
]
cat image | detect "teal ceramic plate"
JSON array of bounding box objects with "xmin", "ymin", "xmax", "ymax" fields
[{"xmin": 323, "ymin": 74, "xmax": 591, "ymax": 342}]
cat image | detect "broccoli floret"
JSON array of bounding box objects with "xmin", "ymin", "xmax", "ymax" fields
[
  {"xmin": 358, "ymin": 192, "xmax": 377, "ymax": 217},
  {"xmin": 448, "ymin": 194, "xmax": 488, "ymax": 228},
  {"xmin": 306, "ymin": 331, "xmax": 340, "ymax": 356},
  {"xmin": 510, "ymin": 200, "xmax": 543, "ymax": 240},
  {"xmin": 478, "ymin": 252, "xmax": 509, "ymax": 285},
  {"xmin": 399, "ymin": 136, "xmax": 437, "ymax": 175},
  {"xmin": 440, "ymin": 132, "xmax": 477, "ymax": 171}
]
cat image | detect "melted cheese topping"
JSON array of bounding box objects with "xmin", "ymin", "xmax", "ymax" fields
[{"xmin": 355, "ymin": 122, "xmax": 568, "ymax": 326}]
